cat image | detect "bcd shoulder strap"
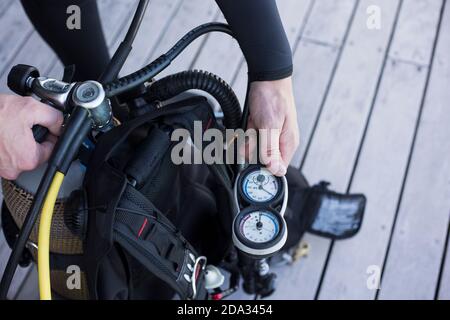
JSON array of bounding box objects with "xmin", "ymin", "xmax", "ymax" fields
[
  {"xmin": 83, "ymin": 96, "xmax": 235, "ymax": 299},
  {"xmin": 114, "ymin": 185, "xmax": 207, "ymax": 299}
]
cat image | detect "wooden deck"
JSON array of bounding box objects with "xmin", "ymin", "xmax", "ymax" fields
[{"xmin": 1, "ymin": 0, "xmax": 449, "ymax": 300}]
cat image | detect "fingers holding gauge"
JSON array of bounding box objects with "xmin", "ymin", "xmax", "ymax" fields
[{"xmin": 232, "ymin": 207, "xmax": 287, "ymax": 258}]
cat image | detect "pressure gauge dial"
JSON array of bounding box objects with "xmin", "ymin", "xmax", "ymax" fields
[
  {"xmin": 240, "ymin": 210, "xmax": 279, "ymax": 243},
  {"xmin": 232, "ymin": 207, "xmax": 287, "ymax": 258},
  {"xmin": 237, "ymin": 166, "xmax": 284, "ymax": 206}
]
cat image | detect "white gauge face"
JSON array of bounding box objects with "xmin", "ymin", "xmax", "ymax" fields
[
  {"xmin": 239, "ymin": 211, "xmax": 279, "ymax": 243},
  {"xmin": 242, "ymin": 169, "xmax": 279, "ymax": 203}
]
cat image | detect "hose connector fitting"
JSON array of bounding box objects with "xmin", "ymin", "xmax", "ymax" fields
[{"xmin": 72, "ymin": 81, "xmax": 112, "ymax": 131}]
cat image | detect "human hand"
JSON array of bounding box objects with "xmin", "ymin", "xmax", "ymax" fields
[
  {"xmin": 245, "ymin": 77, "xmax": 299, "ymax": 176},
  {"xmin": 0, "ymin": 94, "xmax": 63, "ymax": 180}
]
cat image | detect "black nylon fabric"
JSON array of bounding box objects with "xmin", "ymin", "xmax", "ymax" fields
[{"xmin": 82, "ymin": 97, "xmax": 235, "ymax": 299}]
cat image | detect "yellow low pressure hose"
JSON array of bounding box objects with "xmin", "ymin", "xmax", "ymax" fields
[{"xmin": 37, "ymin": 171, "xmax": 65, "ymax": 300}]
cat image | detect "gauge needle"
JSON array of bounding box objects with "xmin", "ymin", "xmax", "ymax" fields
[
  {"xmin": 256, "ymin": 213, "xmax": 263, "ymax": 230},
  {"xmin": 259, "ymin": 185, "xmax": 275, "ymax": 197}
]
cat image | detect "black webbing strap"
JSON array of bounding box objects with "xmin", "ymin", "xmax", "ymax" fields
[{"xmin": 113, "ymin": 185, "xmax": 208, "ymax": 300}]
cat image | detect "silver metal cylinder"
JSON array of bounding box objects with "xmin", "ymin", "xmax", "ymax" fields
[{"xmin": 72, "ymin": 81, "xmax": 112, "ymax": 131}]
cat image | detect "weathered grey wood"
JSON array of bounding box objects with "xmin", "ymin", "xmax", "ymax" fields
[
  {"xmin": 13, "ymin": 266, "xmax": 39, "ymax": 300},
  {"xmin": 319, "ymin": 62, "xmax": 431, "ymax": 299},
  {"xmin": 229, "ymin": 0, "xmax": 315, "ymax": 300},
  {"xmin": 191, "ymin": 14, "xmax": 241, "ymax": 85},
  {"xmin": 0, "ymin": 214, "xmax": 32, "ymax": 299},
  {"xmin": 269, "ymin": 45, "xmax": 343, "ymax": 294},
  {"xmin": 0, "ymin": 33, "xmax": 56, "ymax": 93},
  {"xmin": 231, "ymin": 0, "xmax": 359, "ymax": 300},
  {"xmin": 438, "ymin": 230, "xmax": 450, "ymax": 300},
  {"xmin": 228, "ymin": 0, "xmax": 354, "ymax": 300},
  {"xmin": 193, "ymin": 0, "xmax": 312, "ymax": 86},
  {"xmin": 279, "ymin": 0, "xmax": 400, "ymax": 300},
  {"xmin": 0, "ymin": 0, "xmax": 13, "ymax": 18},
  {"xmin": 302, "ymin": 0, "xmax": 356, "ymax": 46},
  {"xmin": 390, "ymin": 0, "xmax": 443, "ymax": 65},
  {"xmin": 233, "ymin": 0, "xmax": 356, "ymax": 105},
  {"xmin": 318, "ymin": 0, "xmax": 444, "ymax": 300},
  {"xmin": 232, "ymin": 0, "xmax": 315, "ymax": 104},
  {"xmin": 378, "ymin": 1, "xmax": 450, "ymax": 300},
  {"xmin": 47, "ymin": 0, "xmax": 137, "ymax": 79},
  {"xmin": 121, "ymin": 0, "xmax": 183, "ymax": 75},
  {"xmin": 0, "ymin": 1, "xmax": 34, "ymax": 76},
  {"xmin": 0, "ymin": 0, "xmax": 448, "ymax": 301},
  {"xmin": 148, "ymin": 0, "xmax": 219, "ymax": 79}
]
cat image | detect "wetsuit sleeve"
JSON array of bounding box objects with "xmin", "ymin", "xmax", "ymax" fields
[
  {"xmin": 215, "ymin": 0, "xmax": 293, "ymax": 82},
  {"xmin": 20, "ymin": 0, "xmax": 110, "ymax": 82}
]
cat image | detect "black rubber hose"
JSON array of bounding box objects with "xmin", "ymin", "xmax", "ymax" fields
[
  {"xmin": 99, "ymin": 0, "xmax": 150, "ymax": 83},
  {"xmin": 146, "ymin": 70, "xmax": 242, "ymax": 129},
  {"xmin": 104, "ymin": 23, "xmax": 234, "ymax": 98},
  {"xmin": 0, "ymin": 107, "xmax": 91, "ymax": 299}
]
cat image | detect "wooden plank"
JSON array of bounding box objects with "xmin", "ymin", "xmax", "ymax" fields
[
  {"xmin": 318, "ymin": 63, "xmax": 429, "ymax": 299},
  {"xmin": 0, "ymin": 215, "xmax": 32, "ymax": 300},
  {"xmin": 121, "ymin": 0, "xmax": 183, "ymax": 75},
  {"xmin": 13, "ymin": 266, "xmax": 39, "ymax": 300},
  {"xmin": 147, "ymin": 0, "xmax": 219, "ymax": 79},
  {"xmin": 0, "ymin": 34, "xmax": 56, "ymax": 93},
  {"xmin": 257, "ymin": 0, "xmax": 359, "ymax": 300},
  {"xmin": 191, "ymin": 14, "xmax": 242, "ymax": 85},
  {"xmin": 99, "ymin": 0, "xmax": 138, "ymax": 47},
  {"xmin": 268, "ymin": 43, "xmax": 341, "ymax": 299},
  {"xmin": 390, "ymin": 0, "xmax": 443, "ymax": 65},
  {"xmin": 232, "ymin": 0, "xmax": 356, "ymax": 110},
  {"xmin": 232, "ymin": 0, "xmax": 358, "ymax": 300},
  {"xmin": 273, "ymin": 0, "xmax": 400, "ymax": 300},
  {"xmin": 0, "ymin": 0, "xmax": 13, "ymax": 18},
  {"xmin": 438, "ymin": 228, "xmax": 450, "ymax": 300},
  {"xmin": 192, "ymin": 0, "xmax": 312, "ymax": 86},
  {"xmin": 0, "ymin": 1, "xmax": 34, "ymax": 76},
  {"xmin": 0, "ymin": 0, "xmax": 136, "ymax": 87},
  {"xmin": 378, "ymin": 1, "xmax": 450, "ymax": 300},
  {"xmin": 47, "ymin": 0, "xmax": 136, "ymax": 79},
  {"xmin": 303, "ymin": 0, "xmax": 356, "ymax": 46},
  {"xmin": 228, "ymin": 0, "xmax": 315, "ymax": 300},
  {"xmin": 318, "ymin": 0, "xmax": 444, "ymax": 300}
]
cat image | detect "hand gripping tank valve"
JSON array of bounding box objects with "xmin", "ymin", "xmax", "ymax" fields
[
  {"xmin": 1, "ymin": 64, "xmax": 114, "ymax": 300},
  {"xmin": 71, "ymin": 81, "xmax": 113, "ymax": 131},
  {"xmin": 7, "ymin": 64, "xmax": 113, "ymax": 141}
]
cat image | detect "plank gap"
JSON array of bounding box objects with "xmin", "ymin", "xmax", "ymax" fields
[{"xmin": 375, "ymin": 0, "xmax": 447, "ymax": 300}]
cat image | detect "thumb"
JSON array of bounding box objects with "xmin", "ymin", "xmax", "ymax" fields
[{"xmin": 259, "ymin": 128, "xmax": 287, "ymax": 176}]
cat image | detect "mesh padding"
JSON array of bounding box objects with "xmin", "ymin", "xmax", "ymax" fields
[
  {"xmin": 24, "ymin": 245, "xmax": 90, "ymax": 300},
  {"xmin": 50, "ymin": 270, "xmax": 89, "ymax": 300},
  {"xmin": 1, "ymin": 179, "xmax": 83, "ymax": 255}
]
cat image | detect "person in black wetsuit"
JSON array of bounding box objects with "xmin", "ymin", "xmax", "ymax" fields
[{"xmin": 0, "ymin": 0, "xmax": 299, "ymax": 179}]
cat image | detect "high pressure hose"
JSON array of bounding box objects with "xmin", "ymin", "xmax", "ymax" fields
[
  {"xmin": 0, "ymin": 108, "xmax": 92, "ymax": 299},
  {"xmin": 99, "ymin": 0, "xmax": 150, "ymax": 83},
  {"xmin": 0, "ymin": 19, "xmax": 243, "ymax": 300},
  {"xmin": 104, "ymin": 23, "xmax": 234, "ymax": 98},
  {"xmin": 1, "ymin": 0, "xmax": 150, "ymax": 299},
  {"xmin": 146, "ymin": 70, "xmax": 242, "ymax": 129}
]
